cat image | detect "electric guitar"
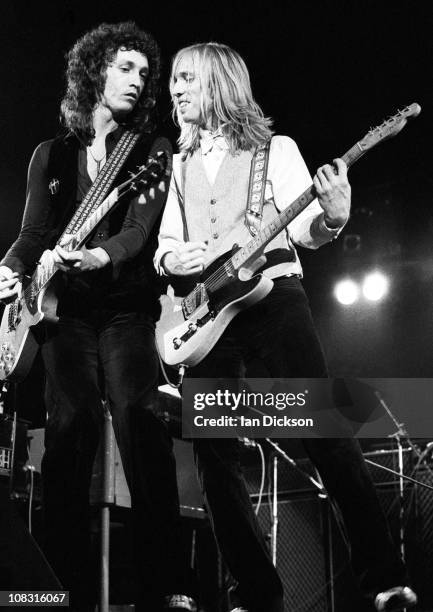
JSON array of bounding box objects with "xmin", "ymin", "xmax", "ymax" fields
[
  {"xmin": 155, "ymin": 104, "xmax": 421, "ymax": 368},
  {"xmin": 0, "ymin": 151, "xmax": 168, "ymax": 381}
]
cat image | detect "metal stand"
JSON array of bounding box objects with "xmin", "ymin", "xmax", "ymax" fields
[
  {"xmin": 265, "ymin": 438, "xmax": 325, "ymax": 494},
  {"xmin": 270, "ymin": 455, "xmax": 278, "ymax": 566},
  {"xmin": 372, "ymin": 391, "xmax": 431, "ymax": 612},
  {"xmin": 375, "ymin": 392, "xmax": 407, "ymax": 561},
  {"xmin": 264, "ymin": 422, "xmax": 433, "ymax": 612},
  {"xmin": 98, "ymin": 403, "xmax": 116, "ymax": 612},
  {"xmin": 264, "ymin": 439, "xmax": 334, "ymax": 611}
]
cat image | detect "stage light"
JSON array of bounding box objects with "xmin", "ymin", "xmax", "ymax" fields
[
  {"xmin": 334, "ymin": 279, "xmax": 360, "ymax": 305},
  {"xmin": 362, "ymin": 272, "xmax": 389, "ymax": 301}
]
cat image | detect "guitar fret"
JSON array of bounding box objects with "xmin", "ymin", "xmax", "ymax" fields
[
  {"xmin": 229, "ymin": 134, "xmax": 381, "ymax": 276},
  {"xmin": 26, "ymin": 145, "xmax": 163, "ymax": 306}
]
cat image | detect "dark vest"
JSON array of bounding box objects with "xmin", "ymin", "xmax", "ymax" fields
[
  {"xmin": 45, "ymin": 130, "xmax": 164, "ymax": 318},
  {"xmin": 45, "ymin": 130, "xmax": 155, "ymax": 248}
]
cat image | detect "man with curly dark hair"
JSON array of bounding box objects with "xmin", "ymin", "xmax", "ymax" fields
[
  {"xmin": 61, "ymin": 21, "xmax": 161, "ymax": 140},
  {"xmin": 0, "ymin": 22, "xmax": 195, "ymax": 612}
]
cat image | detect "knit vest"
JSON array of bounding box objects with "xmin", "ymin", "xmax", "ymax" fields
[{"xmin": 184, "ymin": 149, "xmax": 295, "ymax": 279}]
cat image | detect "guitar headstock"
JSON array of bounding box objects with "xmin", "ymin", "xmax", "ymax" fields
[
  {"xmin": 129, "ymin": 150, "xmax": 169, "ymax": 190},
  {"xmin": 359, "ymin": 103, "xmax": 421, "ymax": 151}
]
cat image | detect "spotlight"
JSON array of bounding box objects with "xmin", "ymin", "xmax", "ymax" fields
[
  {"xmin": 362, "ymin": 272, "xmax": 389, "ymax": 302},
  {"xmin": 334, "ymin": 279, "xmax": 360, "ymax": 305}
]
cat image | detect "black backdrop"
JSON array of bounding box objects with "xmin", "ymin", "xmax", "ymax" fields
[{"xmin": 1, "ymin": 0, "xmax": 433, "ymax": 423}]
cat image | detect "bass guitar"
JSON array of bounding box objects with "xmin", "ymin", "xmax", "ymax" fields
[
  {"xmin": 0, "ymin": 151, "xmax": 167, "ymax": 381},
  {"xmin": 156, "ymin": 104, "xmax": 421, "ymax": 368}
]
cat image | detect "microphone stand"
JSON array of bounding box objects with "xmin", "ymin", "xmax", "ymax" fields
[
  {"xmin": 372, "ymin": 391, "xmax": 433, "ymax": 566},
  {"xmin": 374, "ymin": 392, "xmax": 408, "ymax": 561},
  {"xmin": 271, "ymin": 455, "xmax": 278, "ymax": 567},
  {"xmin": 263, "ymin": 439, "xmax": 335, "ymax": 611},
  {"xmin": 265, "ymin": 438, "xmax": 325, "ymax": 494},
  {"xmin": 97, "ymin": 402, "xmax": 116, "ymax": 612}
]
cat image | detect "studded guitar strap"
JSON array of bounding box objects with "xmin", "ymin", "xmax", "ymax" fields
[
  {"xmin": 60, "ymin": 129, "xmax": 141, "ymax": 239},
  {"xmin": 245, "ymin": 138, "xmax": 271, "ymax": 236}
]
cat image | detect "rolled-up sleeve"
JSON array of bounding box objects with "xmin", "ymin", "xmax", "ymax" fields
[{"xmin": 268, "ymin": 136, "xmax": 343, "ymax": 250}]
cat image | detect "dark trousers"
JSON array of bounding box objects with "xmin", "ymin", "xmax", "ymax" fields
[
  {"xmin": 188, "ymin": 277, "xmax": 406, "ymax": 612},
  {"xmin": 40, "ymin": 310, "xmax": 184, "ymax": 611}
]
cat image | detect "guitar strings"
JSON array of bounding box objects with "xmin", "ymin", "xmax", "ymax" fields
[
  {"xmin": 18, "ymin": 167, "xmax": 151, "ymax": 306},
  {"xmin": 17, "ymin": 129, "xmax": 391, "ymax": 311},
  {"xmin": 185, "ymin": 185, "xmax": 316, "ymax": 303},
  {"xmin": 198, "ymin": 139, "xmax": 370, "ymax": 299}
]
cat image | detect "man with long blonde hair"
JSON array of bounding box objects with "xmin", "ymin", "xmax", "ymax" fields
[{"xmin": 155, "ymin": 42, "xmax": 415, "ymax": 612}]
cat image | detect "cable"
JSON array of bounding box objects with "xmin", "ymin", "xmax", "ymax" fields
[
  {"xmin": 156, "ymin": 338, "xmax": 187, "ymax": 389},
  {"xmin": 28, "ymin": 468, "xmax": 34, "ymax": 534},
  {"xmin": 254, "ymin": 442, "xmax": 266, "ymax": 515},
  {"xmin": 26, "ymin": 439, "xmax": 35, "ymax": 534},
  {"xmin": 364, "ymin": 457, "xmax": 433, "ymax": 491}
]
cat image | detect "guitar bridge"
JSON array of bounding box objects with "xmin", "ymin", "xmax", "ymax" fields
[
  {"xmin": 7, "ymin": 301, "xmax": 21, "ymax": 332},
  {"xmin": 182, "ymin": 283, "xmax": 208, "ymax": 318}
]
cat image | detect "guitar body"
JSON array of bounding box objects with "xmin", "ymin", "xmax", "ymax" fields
[
  {"xmin": 0, "ymin": 152, "xmax": 168, "ymax": 382},
  {"xmin": 155, "ymin": 105, "xmax": 422, "ymax": 368},
  {"xmin": 156, "ymin": 250, "xmax": 274, "ymax": 367},
  {"xmin": 0, "ymin": 276, "xmax": 58, "ymax": 382}
]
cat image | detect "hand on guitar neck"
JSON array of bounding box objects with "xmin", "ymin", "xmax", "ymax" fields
[
  {"xmin": 52, "ymin": 234, "xmax": 111, "ymax": 274},
  {"xmin": 313, "ymin": 158, "xmax": 351, "ymax": 228},
  {"xmin": 0, "ymin": 266, "xmax": 21, "ymax": 304}
]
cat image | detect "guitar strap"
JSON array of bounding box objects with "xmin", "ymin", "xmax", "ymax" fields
[
  {"xmin": 174, "ymin": 157, "xmax": 190, "ymax": 242},
  {"xmin": 245, "ymin": 138, "xmax": 272, "ymax": 236},
  {"xmin": 61, "ymin": 130, "xmax": 141, "ymax": 239},
  {"xmin": 176, "ymin": 141, "xmax": 272, "ymax": 242}
]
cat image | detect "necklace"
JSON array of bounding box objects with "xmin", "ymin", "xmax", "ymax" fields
[{"xmin": 87, "ymin": 147, "xmax": 106, "ymax": 175}]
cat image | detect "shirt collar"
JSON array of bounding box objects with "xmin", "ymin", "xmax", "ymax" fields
[{"xmin": 199, "ymin": 128, "xmax": 229, "ymax": 155}]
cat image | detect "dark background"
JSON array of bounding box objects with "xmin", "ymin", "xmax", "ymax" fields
[
  {"xmin": 1, "ymin": 0, "xmax": 432, "ymax": 423},
  {"xmin": 1, "ymin": 5, "xmax": 433, "ymax": 609}
]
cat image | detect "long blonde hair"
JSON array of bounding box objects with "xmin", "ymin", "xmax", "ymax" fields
[{"xmin": 170, "ymin": 42, "xmax": 274, "ymax": 156}]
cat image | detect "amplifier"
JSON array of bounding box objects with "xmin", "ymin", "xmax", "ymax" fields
[
  {"xmin": 0, "ymin": 416, "xmax": 14, "ymax": 479},
  {"xmin": 243, "ymin": 445, "xmax": 433, "ymax": 611},
  {"xmin": 243, "ymin": 444, "xmax": 417, "ymax": 500}
]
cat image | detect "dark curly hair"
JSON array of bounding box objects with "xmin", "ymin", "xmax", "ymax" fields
[{"xmin": 60, "ymin": 21, "xmax": 160, "ymax": 141}]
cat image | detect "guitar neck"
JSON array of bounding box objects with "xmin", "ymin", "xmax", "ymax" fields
[
  {"xmin": 24, "ymin": 146, "xmax": 168, "ymax": 303},
  {"xmin": 70, "ymin": 188, "xmax": 120, "ymax": 249},
  {"xmin": 231, "ymin": 141, "xmax": 364, "ymax": 271},
  {"xmin": 188, "ymin": 103, "xmax": 420, "ymax": 305},
  {"xmin": 28, "ymin": 187, "xmax": 122, "ymax": 299}
]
